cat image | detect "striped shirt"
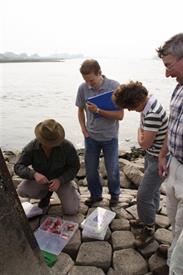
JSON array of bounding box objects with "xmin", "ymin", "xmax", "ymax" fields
[
  {"xmin": 141, "ymin": 95, "xmax": 168, "ymax": 156},
  {"xmin": 168, "ymin": 85, "xmax": 183, "ymax": 163}
]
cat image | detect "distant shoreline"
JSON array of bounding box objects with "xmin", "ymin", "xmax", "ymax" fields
[{"xmin": 0, "ymin": 59, "xmax": 64, "ymax": 63}]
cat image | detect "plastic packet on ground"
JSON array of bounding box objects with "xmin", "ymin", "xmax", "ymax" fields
[
  {"xmin": 82, "ymin": 225, "xmax": 108, "ymax": 240},
  {"xmin": 34, "ymin": 216, "xmax": 78, "ymax": 255},
  {"xmin": 81, "ymin": 207, "xmax": 116, "ymax": 240}
]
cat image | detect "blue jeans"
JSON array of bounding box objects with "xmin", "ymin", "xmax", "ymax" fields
[
  {"xmin": 84, "ymin": 137, "xmax": 120, "ymax": 198},
  {"xmin": 137, "ymin": 152, "xmax": 162, "ymax": 225}
]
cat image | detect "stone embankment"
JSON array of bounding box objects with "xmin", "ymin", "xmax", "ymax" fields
[{"xmin": 3, "ymin": 148, "xmax": 171, "ymax": 275}]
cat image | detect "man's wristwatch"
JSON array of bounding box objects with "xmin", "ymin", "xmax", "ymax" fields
[{"xmin": 96, "ymin": 108, "xmax": 100, "ymax": 114}]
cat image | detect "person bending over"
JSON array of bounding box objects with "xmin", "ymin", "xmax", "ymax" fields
[{"xmin": 113, "ymin": 81, "xmax": 168, "ymax": 248}]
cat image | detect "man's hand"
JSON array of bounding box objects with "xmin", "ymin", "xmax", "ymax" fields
[
  {"xmin": 86, "ymin": 102, "xmax": 98, "ymax": 113},
  {"xmin": 82, "ymin": 127, "xmax": 89, "ymax": 138},
  {"xmin": 34, "ymin": 172, "xmax": 49, "ymax": 185},
  {"xmin": 159, "ymin": 156, "xmax": 168, "ymax": 178},
  {"xmin": 49, "ymin": 179, "xmax": 61, "ymax": 192},
  {"xmin": 78, "ymin": 107, "xmax": 90, "ymax": 138}
]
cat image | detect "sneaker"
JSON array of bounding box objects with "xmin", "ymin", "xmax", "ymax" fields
[
  {"xmin": 156, "ymin": 244, "xmax": 169, "ymax": 259},
  {"xmin": 85, "ymin": 196, "xmax": 103, "ymax": 207},
  {"xmin": 38, "ymin": 191, "xmax": 53, "ymax": 214},
  {"xmin": 134, "ymin": 224, "xmax": 155, "ymax": 248},
  {"xmin": 130, "ymin": 219, "xmax": 144, "ymax": 228},
  {"xmin": 152, "ymin": 264, "xmax": 169, "ymax": 275},
  {"xmin": 109, "ymin": 196, "xmax": 119, "ymax": 207}
]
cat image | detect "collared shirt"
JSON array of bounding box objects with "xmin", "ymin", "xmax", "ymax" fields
[
  {"xmin": 168, "ymin": 85, "xmax": 183, "ymax": 163},
  {"xmin": 14, "ymin": 139, "xmax": 80, "ymax": 184},
  {"xmin": 141, "ymin": 95, "xmax": 168, "ymax": 156},
  {"xmin": 75, "ymin": 76, "xmax": 120, "ymax": 141}
]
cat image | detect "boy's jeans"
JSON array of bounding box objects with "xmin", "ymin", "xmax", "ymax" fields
[{"xmin": 85, "ymin": 137, "xmax": 120, "ymax": 198}]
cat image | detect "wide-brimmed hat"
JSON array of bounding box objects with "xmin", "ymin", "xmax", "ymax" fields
[{"xmin": 35, "ymin": 119, "xmax": 65, "ymax": 147}]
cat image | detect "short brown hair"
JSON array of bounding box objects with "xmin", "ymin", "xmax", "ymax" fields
[
  {"xmin": 113, "ymin": 81, "xmax": 148, "ymax": 109},
  {"xmin": 80, "ymin": 59, "xmax": 101, "ymax": 75}
]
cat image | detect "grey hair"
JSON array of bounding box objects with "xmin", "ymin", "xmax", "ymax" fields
[{"xmin": 157, "ymin": 33, "xmax": 183, "ymax": 59}]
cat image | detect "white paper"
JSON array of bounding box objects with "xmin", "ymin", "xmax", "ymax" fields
[{"xmin": 22, "ymin": 202, "xmax": 43, "ymax": 218}]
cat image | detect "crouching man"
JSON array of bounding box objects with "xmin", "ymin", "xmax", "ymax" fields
[{"xmin": 14, "ymin": 119, "xmax": 80, "ymax": 215}]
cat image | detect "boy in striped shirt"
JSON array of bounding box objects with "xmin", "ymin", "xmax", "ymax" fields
[{"xmin": 113, "ymin": 81, "xmax": 168, "ymax": 248}]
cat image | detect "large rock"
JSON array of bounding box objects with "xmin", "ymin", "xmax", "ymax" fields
[
  {"xmin": 126, "ymin": 204, "xmax": 138, "ymax": 219},
  {"xmin": 110, "ymin": 218, "xmax": 130, "ymax": 231},
  {"xmin": 119, "ymin": 195, "xmax": 135, "ymax": 204},
  {"xmin": 107, "ymin": 268, "xmax": 122, "ymax": 275},
  {"xmin": 132, "ymin": 158, "xmax": 144, "ymax": 172},
  {"xmin": 113, "ymin": 248, "xmax": 148, "ymax": 274},
  {"xmin": 112, "ymin": 230, "xmax": 135, "ymax": 250},
  {"xmin": 119, "ymin": 158, "xmax": 132, "ymax": 168},
  {"xmin": 51, "ymin": 252, "xmax": 74, "ymax": 275},
  {"xmin": 154, "ymin": 228, "xmax": 172, "ymax": 245},
  {"xmin": 148, "ymin": 253, "xmax": 166, "ymax": 272},
  {"xmin": 123, "ymin": 164, "xmax": 144, "ymax": 187},
  {"xmin": 120, "ymin": 170, "xmax": 133, "ymax": 189},
  {"xmin": 114, "ymin": 207, "xmax": 133, "ymax": 220},
  {"xmin": 155, "ymin": 214, "xmax": 170, "ymax": 228},
  {"xmin": 138, "ymin": 240, "xmax": 159, "ymax": 259},
  {"xmin": 68, "ymin": 266, "xmax": 105, "ymax": 275},
  {"xmin": 76, "ymin": 241, "xmax": 112, "ymax": 271}
]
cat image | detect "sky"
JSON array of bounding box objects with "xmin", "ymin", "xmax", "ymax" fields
[{"xmin": 0, "ymin": 0, "xmax": 182, "ymax": 58}]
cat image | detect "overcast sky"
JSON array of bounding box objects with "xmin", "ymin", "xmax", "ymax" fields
[{"xmin": 1, "ymin": 0, "xmax": 182, "ymax": 58}]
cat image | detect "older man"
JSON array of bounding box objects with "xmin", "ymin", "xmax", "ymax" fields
[
  {"xmin": 154, "ymin": 33, "xmax": 183, "ymax": 275},
  {"xmin": 14, "ymin": 119, "xmax": 80, "ymax": 215}
]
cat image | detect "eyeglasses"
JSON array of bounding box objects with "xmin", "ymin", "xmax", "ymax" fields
[{"xmin": 166, "ymin": 58, "xmax": 182, "ymax": 71}]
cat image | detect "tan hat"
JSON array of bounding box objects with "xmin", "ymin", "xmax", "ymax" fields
[{"xmin": 35, "ymin": 119, "xmax": 65, "ymax": 147}]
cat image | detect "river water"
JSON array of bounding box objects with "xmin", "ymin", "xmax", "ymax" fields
[{"xmin": 0, "ymin": 57, "xmax": 176, "ymax": 151}]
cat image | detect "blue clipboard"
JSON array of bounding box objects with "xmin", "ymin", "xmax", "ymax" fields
[{"xmin": 87, "ymin": 91, "xmax": 120, "ymax": 111}]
